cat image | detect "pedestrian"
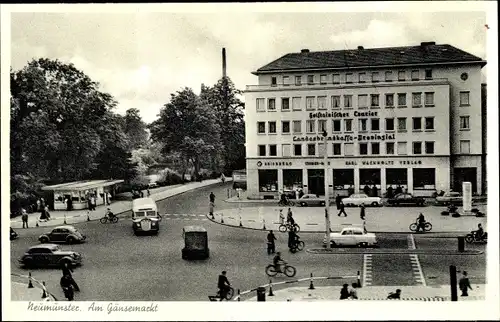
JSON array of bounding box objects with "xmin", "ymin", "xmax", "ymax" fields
[
  {"xmin": 40, "ymin": 198, "xmax": 45, "ymax": 212},
  {"xmin": 340, "ymin": 284, "xmax": 350, "ymax": 300},
  {"xmin": 287, "ymin": 207, "xmax": 293, "ymax": 220},
  {"xmin": 298, "ymin": 189, "xmax": 304, "ymax": 199},
  {"xmin": 360, "ymin": 203, "xmax": 366, "ymax": 220},
  {"xmin": 387, "ymin": 186, "xmax": 394, "ymax": 198},
  {"xmin": 371, "ymin": 185, "xmax": 378, "ymax": 197},
  {"xmin": 36, "ymin": 199, "xmax": 41, "ymax": 212},
  {"xmin": 363, "ymin": 220, "xmax": 367, "ymax": 234},
  {"xmin": 44, "ymin": 205, "xmax": 51, "ymax": 220},
  {"xmin": 65, "ymin": 197, "xmax": 70, "ymax": 211},
  {"xmin": 287, "ymin": 230, "xmax": 295, "ymax": 249},
  {"xmin": 209, "ymin": 192, "xmax": 215, "ymax": 204},
  {"xmin": 107, "ymin": 192, "xmax": 112, "ymax": 205},
  {"xmin": 209, "ymin": 201, "xmax": 215, "ymax": 217},
  {"xmin": 337, "ymin": 201, "xmax": 348, "ymax": 217},
  {"xmin": 267, "ymin": 230, "xmax": 277, "ymax": 255},
  {"xmin": 90, "ymin": 194, "xmax": 95, "ymax": 211},
  {"xmin": 459, "ymin": 271, "xmax": 473, "ymax": 296},
  {"xmin": 363, "ymin": 185, "xmax": 370, "ymax": 196},
  {"xmin": 387, "ymin": 289, "xmax": 401, "ymax": 299},
  {"xmin": 279, "ymin": 209, "xmax": 285, "ymax": 224},
  {"xmin": 295, "ymin": 189, "xmax": 299, "ymax": 200},
  {"xmin": 60, "ymin": 275, "xmax": 75, "ymax": 301},
  {"xmin": 335, "ymin": 194, "xmax": 342, "ymax": 209},
  {"xmin": 21, "ymin": 208, "xmax": 29, "ymax": 228},
  {"xmin": 62, "ymin": 262, "xmax": 80, "ymax": 292},
  {"xmin": 349, "ymin": 283, "xmax": 358, "ymax": 299}
]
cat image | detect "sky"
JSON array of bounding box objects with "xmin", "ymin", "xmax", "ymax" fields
[{"xmin": 7, "ymin": 3, "xmax": 491, "ymax": 124}]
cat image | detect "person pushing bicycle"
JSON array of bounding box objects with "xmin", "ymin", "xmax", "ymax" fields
[
  {"xmin": 273, "ymin": 252, "xmax": 284, "ymax": 273},
  {"xmin": 217, "ymin": 271, "xmax": 231, "ymax": 301},
  {"xmin": 416, "ymin": 213, "xmax": 426, "ymax": 232}
]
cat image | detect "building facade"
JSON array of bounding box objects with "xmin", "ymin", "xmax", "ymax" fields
[{"xmin": 244, "ymin": 42, "xmax": 486, "ymax": 198}]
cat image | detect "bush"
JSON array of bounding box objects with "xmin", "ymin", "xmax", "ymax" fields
[{"xmin": 157, "ymin": 168, "xmax": 183, "ymax": 186}]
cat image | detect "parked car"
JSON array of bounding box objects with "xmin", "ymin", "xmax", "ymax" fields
[
  {"xmin": 323, "ymin": 226, "xmax": 378, "ymax": 247},
  {"xmin": 386, "ymin": 193, "xmax": 425, "ymax": 206},
  {"xmin": 10, "ymin": 228, "xmax": 19, "ymax": 241},
  {"xmin": 39, "ymin": 225, "xmax": 86, "ymax": 244},
  {"xmin": 19, "ymin": 244, "xmax": 82, "ymax": 268},
  {"xmin": 297, "ymin": 194, "xmax": 332, "ymax": 207},
  {"xmin": 148, "ymin": 182, "xmax": 158, "ymax": 189},
  {"xmin": 436, "ymin": 191, "xmax": 463, "ymax": 206},
  {"xmin": 342, "ymin": 193, "xmax": 382, "ymax": 207}
]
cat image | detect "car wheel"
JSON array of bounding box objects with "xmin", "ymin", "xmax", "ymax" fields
[
  {"xmin": 371, "ymin": 202, "xmax": 379, "ymax": 207},
  {"xmin": 39, "ymin": 237, "xmax": 49, "ymax": 243},
  {"xmin": 320, "ymin": 201, "xmax": 325, "ymax": 206},
  {"xmin": 300, "ymin": 202, "xmax": 306, "ymax": 207},
  {"xmin": 60, "ymin": 259, "xmax": 72, "ymax": 268},
  {"xmin": 23, "ymin": 258, "xmax": 34, "ymax": 268},
  {"xmin": 330, "ymin": 241, "xmax": 336, "ymax": 248}
]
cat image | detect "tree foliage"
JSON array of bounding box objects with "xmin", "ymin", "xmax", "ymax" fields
[{"xmin": 123, "ymin": 108, "xmax": 149, "ymax": 150}]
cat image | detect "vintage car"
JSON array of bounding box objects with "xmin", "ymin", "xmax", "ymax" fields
[
  {"xmin": 436, "ymin": 191, "xmax": 463, "ymax": 206},
  {"xmin": 19, "ymin": 244, "xmax": 82, "ymax": 268},
  {"xmin": 386, "ymin": 193, "xmax": 425, "ymax": 207},
  {"xmin": 182, "ymin": 226, "xmax": 209, "ymax": 260},
  {"xmin": 323, "ymin": 226, "xmax": 378, "ymax": 247},
  {"xmin": 10, "ymin": 227, "xmax": 19, "ymax": 241},
  {"xmin": 297, "ymin": 194, "xmax": 333, "ymax": 207},
  {"xmin": 39, "ymin": 225, "xmax": 86, "ymax": 244},
  {"xmin": 342, "ymin": 193, "xmax": 382, "ymax": 207},
  {"xmin": 132, "ymin": 197, "xmax": 161, "ymax": 235}
]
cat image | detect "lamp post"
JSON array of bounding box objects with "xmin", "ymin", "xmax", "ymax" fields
[{"xmin": 322, "ymin": 130, "xmax": 331, "ymax": 247}]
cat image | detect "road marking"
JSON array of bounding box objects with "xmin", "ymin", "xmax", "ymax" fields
[
  {"xmin": 407, "ymin": 234, "xmax": 426, "ymax": 286},
  {"xmin": 407, "ymin": 234, "xmax": 416, "ymax": 250},
  {"xmin": 362, "ymin": 254, "xmax": 373, "ymax": 286}
]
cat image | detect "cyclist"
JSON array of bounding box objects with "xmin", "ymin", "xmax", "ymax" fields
[
  {"xmin": 106, "ymin": 208, "xmax": 115, "ymax": 220},
  {"xmin": 416, "ymin": 213, "xmax": 426, "ymax": 232},
  {"xmin": 286, "ymin": 209, "xmax": 295, "ymax": 227},
  {"xmin": 280, "ymin": 192, "xmax": 288, "ymax": 205},
  {"xmin": 475, "ymin": 223, "xmax": 486, "ymax": 240},
  {"xmin": 289, "ymin": 230, "xmax": 301, "ymax": 250},
  {"xmin": 273, "ymin": 252, "xmax": 284, "ymax": 273},
  {"xmin": 217, "ymin": 271, "xmax": 231, "ymax": 301}
]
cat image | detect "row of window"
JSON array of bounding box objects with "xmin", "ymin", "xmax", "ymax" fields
[
  {"xmin": 257, "ymin": 116, "xmax": 471, "ymax": 134},
  {"xmin": 257, "ymin": 140, "xmax": 472, "ymax": 157},
  {"xmin": 270, "ymin": 69, "xmax": 433, "ymax": 86},
  {"xmin": 257, "ymin": 91, "xmax": 471, "ymax": 112}
]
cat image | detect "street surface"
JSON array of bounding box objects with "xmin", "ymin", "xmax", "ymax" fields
[{"xmin": 10, "ymin": 182, "xmax": 486, "ymax": 301}]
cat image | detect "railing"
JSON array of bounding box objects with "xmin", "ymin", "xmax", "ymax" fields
[{"xmin": 11, "ymin": 272, "xmax": 58, "ymax": 301}]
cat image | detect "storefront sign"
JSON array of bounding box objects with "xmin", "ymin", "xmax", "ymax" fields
[
  {"xmin": 257, "ymin": 161, "xmax": 292, "ymax": 167},
  {"xmin": 345, "ymin": 160, "xmax": 423, "ymax": 166},
  {"xmin": 309, "ymin": 111, "xmax": 378, "ymax": 119},
  {"xmin": 293, "ymin": 133, "xmax": 395, "ymax": 142},
  {"xmin": 305, "ymin": 161, "xmax": 331, "ymax": 166}
]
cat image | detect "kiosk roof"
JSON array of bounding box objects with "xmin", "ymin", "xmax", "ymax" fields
[{"xmin": 41, "ymin": 180, "xmax": 124, "ymax": 191}]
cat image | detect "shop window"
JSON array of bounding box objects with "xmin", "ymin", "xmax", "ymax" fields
[
  {"xmin": 460, "ymin": 140, "xmax": 470, "ymax": 154},
  {"xmin": 359, "ymin": 169, "xmax": 381, "ymax": 191},
  {"xmin": 397, "ymin": 93, "xmax": 407, "ymax": 107},
  {"xmin": 385, "ymin": 94, "xmax": 394, "ymax": 108},
  {"xmin": 344, "ymin": 95, "xmax": 352, "ymax": 108},
  {"xmin": 294, "ymin": 144, "xmax": 302, "ymax": 156},
  {"xmin": 413, "ymin": 168, "xmax": 435, "ymax": 190},
  {"xmin": 332, "ymin": 119, "xmax": 341, "ymax": 132},
  {"xmin": 425, "ymin": 69, "xmax": 433, "ymax": 80},
  {"xmin": 283, "ymin": 169, "xmax": 303, "ymax": 192},
  {"xmin": 306, "ymin": 96, "xmax": 315, "ymax": 110},
  {"xmin": 385, "ymin": 71, "xmax": 393, "ymax": 82},
  {"xmin": 398, "ymin": 71, "xmax": 406, "ymax": 81},
  {"xmin": 282, "ymin": 144, "xmax": 291, "ymax": 157},
  {"xmin": 359, "ymin": 143, "xmax": 368, "ymax": 155},
  {"xmin": 318, "ymin": 120, "xmax": 327, "ymax": 133},
  {"xmin": 344, "ymin": 119, "xmax": 353, "ymax": 132},
  {"xmin": 371, "ymin": 143, "xmax": 380, "ymax": 155},
  {"xmin": 344, "ymin": 143, "xmax": 354, "ymax": 156},
  {"xmin": 425, "ymin": 92, "xmax": 434, "ymax": 107},
  {"xmin": 386, "ymin": 142, "xmax": 395, "ymax": 155},
  {"xmin": 413, "ymin": 142, "xmax": 422, "ymax": 154},
  {"xmin": 292, "ymin": 97, "xmax": 301, "ymax": 110},
  {"xmin": 293, "ymin": 120, "xmax": 302, "ymax": 133},
  {"xmin": 307, "ymin": 144, "xmax": 316, "ymax": 156},
  {"xmin": 269, "ymin": 144, "xmax": 277, "ymax": 156},
  {"xmin": 460, "ymin": 91, "xmax": 470, "ymax": 106},
  {"xmin": 268, "ymin": 98, "xmax": 276, "ymax": 110},
  {"xmin": 386, "ymin": 168, "xmax": 408, "ymax": 187},
  {"xmin": 256, "ymin": 98, "xmax": 265, "ymax": 111},
  {"xmin": 425, "ymin": 117, "xmax": 434, "ymax": 130},
  {"xmin": 281, "ymin": 98, "xmax": 290, "ymax": 110},
  {"xmin": 320, "ymin": 74, "xmax": 327, "ymax": 84},
  {"xmin": 385, "ymin": 118, "xmax": 394, "ymax": 131},
  {"xmin": 258, "ymin": 170, "xmax": 278, "ymax": 192},
  {"xmin": 345, "ymin": 73, "xmax": 353, "ymax": 84},
  {"xmin": 283, "ymin": 76, "xmax": 290, "ymax": 86},
  {"xmin": 460, "ymin": 116, "xmax": 470, "ymax": 130},
  {"xmin": 359, "ymin": 119, "xmax": 368, "ymax": 132},
  {"xmin": 371, "ymin": 72, "xmax": 380, "ymax": 83},
  {"xmin": 425, "ymin": 141, "xmax": 434, "ymax": 154},
  {"xmin": 306, "ymin": 120, "xmax": 316, "ymax": 133},
  {"xmin": 318, "ymin": 96, "xmax": 327, "ymax": 110},
  {"xmin": 333, "ymin": 143, "xmax": 342, "ymax": 156},
  {"xmin": 411, "ymin": 70, "xmax": 419, "ymax": 80},
  {"xmin": 358, "ymin": 95, "xmax": 368, "ymax": 109},
  {"xmin": 268, "ymin": 121, "xmax": 277, "ymax": 134},
  {"xmin": 412, "ymin": 93, "xmax": 422, "ymax": 107},
  {"xmin": 282, "ymin": 121, "xmax": 290, "ymax": 134},
  {"xmin": 295, "ymin": 76, "xmax": 302, "ymax": 86},
  {"xmin": 271, "ymin": 77, "xmax": 277, "ymax": 86},
  {"xmin": 397, "ymin": 117, "xmax": 407, "ymax": 132},
  {"xmin": 307, "ymin": 75, "xmax": 314, "ymax": 85},
  {"xmin": 258, "ymin": 145, "xmax": 266, "ymax": 156},
  {"xmin": 331, "ymin": 96, "xmax": 341, "ymax": 109},
  {"xmin": 371, "ymin": 119, "xmax": 380, "ymax": 131},
  {"xmin": 332, "ymin": 169, "xmax": 354, "ymax": 189},
  {"xmin": 257, "ymin": 122, "xmax": 265, "ymax": 134},
  {"xmin": 358, "ymin": 72, "xmax": 366, "ymax": 83},
  {"xmin": 332, "ymin": 74, "xmax": 340, "ymax": 84},
  {"xmin": 370, "ymin": 94, "xmax": 380, "ymax": 108},
  {"xmin": 397, "ymin": 142, "xmax": 407, "ymax": 155},
  {"xmin": 412, "ymin": 117, "xmax": 422, "ymax": 131}
]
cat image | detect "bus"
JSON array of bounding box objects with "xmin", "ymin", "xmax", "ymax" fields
[{"xmin": 131, "ymin": 197, "xmax": 161, "ymax": 235}]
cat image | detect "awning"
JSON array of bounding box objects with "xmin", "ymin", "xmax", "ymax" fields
[{"xmin": 41, "ymin": 180, "xmax": 124, "ymax": 192}]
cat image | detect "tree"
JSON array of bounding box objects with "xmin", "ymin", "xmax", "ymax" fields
[
  {"xmin": 123, "ymin": 108, "xmax": 149, "ymax": 150},
  {"xmin": 149, "ymin": 88, "xmax": 221, "ymax": 177}
]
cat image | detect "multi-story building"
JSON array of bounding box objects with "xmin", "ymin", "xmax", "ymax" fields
[{"xmin": 244, "ymin": 42, "xmax": 486, "ymax": 199}]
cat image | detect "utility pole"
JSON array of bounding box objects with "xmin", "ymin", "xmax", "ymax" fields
[
  {"xmin": 450, "ymin": 265, "xmax": 458, "ymax": 301},
  {"xmin": 323, "ymin": 130, "xmax": 331, "ymax": 247},
  {"xmin": 222, "ymin": 47, "xmax": 229, "ymax": 171}
]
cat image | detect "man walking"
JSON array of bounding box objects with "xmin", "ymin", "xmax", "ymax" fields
[
  {"xmin": 62, "ymin": 262, "xmax": 80, "ymax": 292},
  {"xmin": 209, "ymin": 192, "xmax": 215, "ymax": 204},
  {"xmin": 209, "ymin": 201, "xmax": 215, "ymax": 218},
  {"xmin": 21, "ymin": 209, "xmax": 29, "ymax": 228},
  {"xmin": 267, "ymin": 230, "xmax": 277, "ymax": 255},
  {"xmin": 337, "ymin": 200, "xmax": 347, "ymax": 217},
  {"xmin": 360, "ymin": 204, "xmax": 366, "ymax": 220},
  {"xmin": 459, "ymin": 271, "xmax": 473, "ymax": 296}
]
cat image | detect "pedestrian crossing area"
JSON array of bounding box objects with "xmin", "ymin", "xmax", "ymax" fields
[{"xmin": 162, "ymin": 214, "xmax": 208, "ymax": 221}]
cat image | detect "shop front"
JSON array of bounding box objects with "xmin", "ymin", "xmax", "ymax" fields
[{"xmin": 246, "ymin": 157, "xmax": 451, "ymax": 199}]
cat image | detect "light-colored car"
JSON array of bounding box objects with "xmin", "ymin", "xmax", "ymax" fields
[
  {"xmin": 323, "ymin": 226, "xmax": 378, "ymax": 247},
  {"xmin": 436, "ymin": 191, "xmax": 463, "ymax": 205},
  {"xmin": 19, "ymin": 244, "xmax": 82, "ymax": 268},
  {"xmin": 39, "ymin": 225, "xmax": 86, "ymax": 244},
  {"xmin": 148, "ymin": 182, "xmax": 158, "ymax": 189},
  {"xmin": 342, "ymin": 193, "xmax": 382, "ymax": 207},
  {"xmin": 297, "ymin": 194, "xmax": 333, "ymax": 207}
]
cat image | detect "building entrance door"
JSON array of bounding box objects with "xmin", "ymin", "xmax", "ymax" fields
[
  {"xmin": 453, "ymin": 168, "xmax": 477, "ymax": 194},
  {"xmin": 307, "ymin": 169, "xmax": 325, "ymax": 196}
]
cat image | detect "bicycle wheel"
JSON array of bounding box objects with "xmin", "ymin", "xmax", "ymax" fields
[
  {"xmin": 292, "ymin": 224, "xmax": 301, "ymax": 233},
  {"xmin": 297, "ymin": 241, "xmax": 305, "ymax": 251},
  {"xmin": 265, "ymin": 264, "xmax": 278, "ymax": 277},
  {"xmin": 278, "ymin": 224, "xmax": 287, "ymax": 233},
  {"xmin": 111, "ymin": 216, "xmax": 119, "ymax": 223},
  {"xmin": 288, "ymin": 201, "xmax": 295, "ymax": 206},
  {"xmin": 464, "ymin": 235, "xmax": 474, "ymax": 244},
  {"xmin": 100, "ymin": 217, "xmax": 108, "ymax": 224},
  {"xmin": 289, "ymin": 246, "xmax": 297, "ymax": 253},
  {"xmin": 225, "ymin": 287, "xmax": 234, "ymax": 300},
  {"xmin": 409, "ymin": 223, "xmax": 417, "ymax": 232},
  {"xmin": 424, "ymin": 222, "xmax": 432, "ymax": 232},
  {"xmin": 284, "ymin": 265, "xmax": 296, "ymax": 277}
]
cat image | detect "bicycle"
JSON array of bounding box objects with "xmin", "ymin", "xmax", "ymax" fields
[
  {"xmin": 278, "ymin": 199, "xmax": 295, "ymax": 207},
  {"xmin": 208, "ymin": 286, "xmax": 234, "ymax": 301},
  {"xmin": 278, "ymin": 222, "xmax": 301, "ymax": 233},
  {"xmin": 289, "ymin": 240, "xmax": 305, "ymax": 253},
  {"xmin": 265, "ymin": 262, "xmax": 296, "ymax": 277},
  {"xmin": 100, "ymin": 215, "xmax": 119, "ymax": 224},
  {"xmin": 409, "ymin": 221, "xmax": 432, "ymax": 232}
]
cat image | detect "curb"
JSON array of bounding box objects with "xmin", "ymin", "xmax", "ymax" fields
[{"xmin": 306, "ymin": 248, "xmax": 484, "ymax": 255}]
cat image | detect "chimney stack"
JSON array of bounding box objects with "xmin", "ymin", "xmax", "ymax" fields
[{"xmin": 222, "ymin": 48, "xmax": 227, "ymax": 78}]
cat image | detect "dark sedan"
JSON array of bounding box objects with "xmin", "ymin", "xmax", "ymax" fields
[{"xmin": 386, "ymin": 193, "xmax": 425, "ymax": 206}]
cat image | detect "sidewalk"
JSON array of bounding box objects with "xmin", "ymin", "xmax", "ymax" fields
[
  {"xmin": 11, "ymin": 273, "xmax": 57, "ymax": 301},
  {"xmin": 11, "ymin": 179, "xmax": 229, "ymax": 229},
  {"xmin": 241, "ymin": 284, "xmax": 486, "ymax": 301},
  {"xmin": 208, "ymin": 203, "xmax": 487, "ymax": 233}
]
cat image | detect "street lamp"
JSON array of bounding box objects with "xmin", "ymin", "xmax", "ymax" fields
[{"xmin": 322, "ymin": 130, "xmax": 331, "ymax": 247}]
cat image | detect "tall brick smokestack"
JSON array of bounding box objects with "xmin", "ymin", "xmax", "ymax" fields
[{"xmin": 222, "ymin": 47, "xmax": 227, "ymax": 78}]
